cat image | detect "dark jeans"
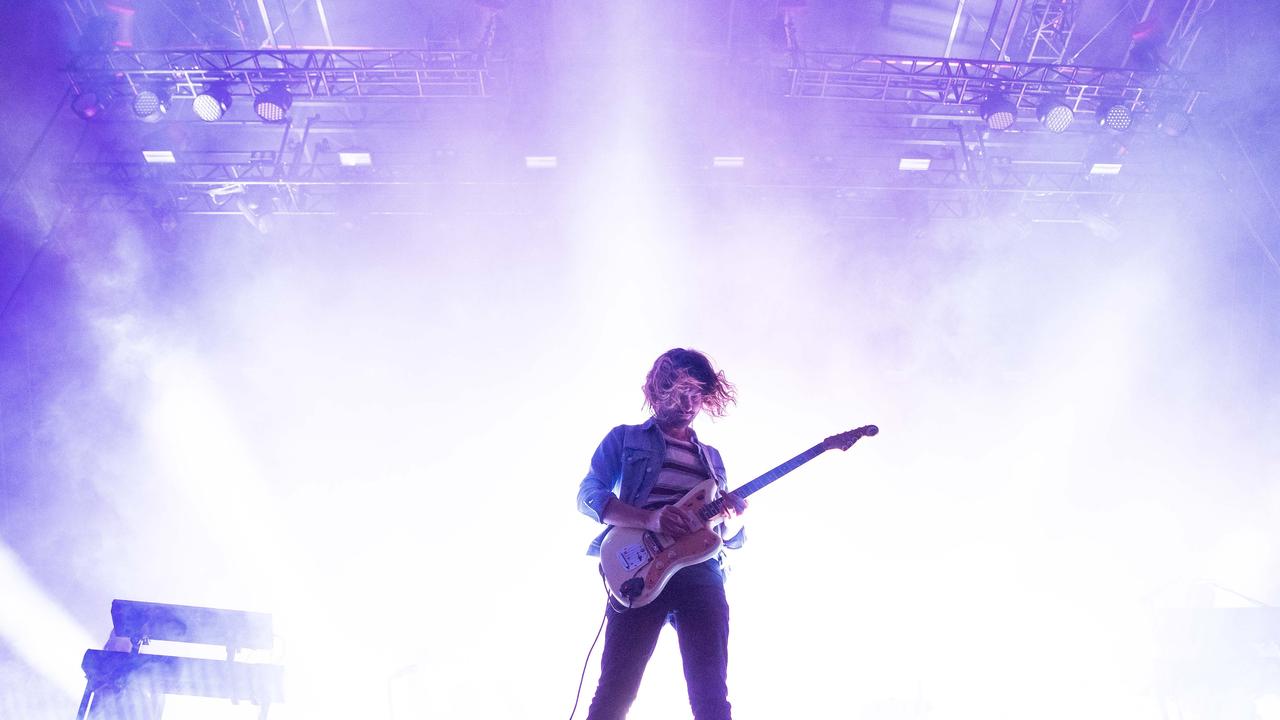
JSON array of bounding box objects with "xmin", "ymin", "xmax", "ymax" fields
[{"xmin": 587, "ymin": 559, "xmax": 732, "ymax": 720}]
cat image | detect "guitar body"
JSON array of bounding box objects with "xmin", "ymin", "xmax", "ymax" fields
[
  {"xmin": 599, "ymin": 478, "xmax": 727, "ymax": 610},
  {"xmin": 593, "ymin": 424, "xmax": 878, "ymax": 611}
]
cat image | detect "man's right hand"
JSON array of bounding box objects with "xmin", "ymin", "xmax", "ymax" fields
[{"xmin": 648, "ymin": 505, "xmax": 701, "ymax": 537}]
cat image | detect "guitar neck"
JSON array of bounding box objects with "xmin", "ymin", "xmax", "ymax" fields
[{"xmin": 697, "ymin": 443, "xmax": 828, "ymax": 521}]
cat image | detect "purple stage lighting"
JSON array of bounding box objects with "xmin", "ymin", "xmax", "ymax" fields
[
  {"xmin": 1097, "ymin": 101, "xmax": 1133, "ymax": 132},
  {"xmin": 72, "ymin": 90, "xmax": 108, "ymax": 120},
  {"xmin": 193, "ymin": 85, "xmax": 233, "ymax": 122},
  {"xmin": 253, "ymin": 83, "xmax": 292, "ymax": 123},
  {"xmin": 980, "ymin": 95, "xmax": 1017, "ymax": 131},
  {"xmin": 132, "ymin": 89, "xmax": 168, "ymax": 123},
  {"xmin": 1037, "ymin": 97, "xmax": 1074, "ymax": 133}
]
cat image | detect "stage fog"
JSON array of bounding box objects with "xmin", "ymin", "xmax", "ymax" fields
[{"xmin": 1, "ymin": 2, "xmax": 1278, "ymax": 720}]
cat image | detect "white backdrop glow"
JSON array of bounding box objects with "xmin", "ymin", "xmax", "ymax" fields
[
  {"xmin": 6, "ymin": 193, "xmax": 1275, "ymax": 720},
  {"xmin": 2, "ymin": 3, "xmax": 1279, "ymax": 719}
]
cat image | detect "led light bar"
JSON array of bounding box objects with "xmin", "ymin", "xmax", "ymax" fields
[
  {"xmin": 338, "ymin": 152, "xmax": 373, "ymax": 167},
  {"xmin": 142, "ymin": 150, "xmax": 176, "ymax": 164}
]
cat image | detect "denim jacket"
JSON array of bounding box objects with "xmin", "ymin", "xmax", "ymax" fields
[{"xmin": 577, "ymin": 417, "xmax": 746, "ymax": 556}]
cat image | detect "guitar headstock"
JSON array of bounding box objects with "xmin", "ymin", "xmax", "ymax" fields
[{"xmin": 822, "ymin": 424, "xmax": 879, "ymax": 452}]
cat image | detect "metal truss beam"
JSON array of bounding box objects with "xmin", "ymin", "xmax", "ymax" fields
[
  {"xmin": 781, "ymin": 52, "xmax": 1203, "ymax": 116},
  {"xmin": 1021, "ymin": 0, "xmax": 1080, "ymax": 64},
  {"xmin": 58, "ymin": 158, "xmax": 1205, "ymax": 223},
  {"xmin": 67, "ymin": 48, "xmax": 498, "ymax": 100}
]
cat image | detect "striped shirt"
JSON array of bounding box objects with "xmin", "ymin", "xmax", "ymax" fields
[{"xmin": 642, "ymin": 434, "xmax": 710, "ymax": 510}]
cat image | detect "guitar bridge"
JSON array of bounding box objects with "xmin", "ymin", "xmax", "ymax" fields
[{"xmin": 617, "ymin": 543, "xmax": 652, "ymax": 571}]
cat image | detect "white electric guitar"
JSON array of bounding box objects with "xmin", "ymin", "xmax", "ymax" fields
[{"xmin": 599, "ymin": 424, "xmax": 878, "ymax": 609}]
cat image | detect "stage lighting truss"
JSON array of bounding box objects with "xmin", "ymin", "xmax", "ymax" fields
[
  {"xmin": 779, "ymin": 52, "xmax": 1201, "ymax": 133},
  {"xmin": 66, "ymin": 48, "xmax": 497, "ymax": 110},
  {"xmin": 59, "ymin": 142, "xmax": 1209, "ymax": 223}
]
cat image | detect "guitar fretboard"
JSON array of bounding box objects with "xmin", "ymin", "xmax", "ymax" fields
[{"xmin": 696, "ymin": 443, "xmax": 826, "ymax": 521}]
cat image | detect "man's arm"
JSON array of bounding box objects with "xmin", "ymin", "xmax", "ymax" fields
[
  {"xmin": 577, "ymin": 425, "xmax": 701, "ymax": 537},
  {"xmin": 603, "ymin": 496, "xmax": 700, "ymax": 537},
  {"xmin": 577, "ymin": 427, "xmax": 625, "ymax": 522}
]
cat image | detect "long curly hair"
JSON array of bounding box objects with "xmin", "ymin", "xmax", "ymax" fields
[{"xmin": 642, "ymin": 348, "xmax": 737, "ymax": 418}]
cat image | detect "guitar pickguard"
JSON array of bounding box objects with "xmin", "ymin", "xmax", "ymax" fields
[
  {"xmin": 616, "ymin": 543, "xmax": 651, "ymax": 571},
  {"xmin": 616, "ymin": 532, "xmax": 667, "ymax": 571}
]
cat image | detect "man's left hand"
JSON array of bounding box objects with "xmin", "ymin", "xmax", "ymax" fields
[{"xmin": 722, "ymin": 492, "xmax": 748, "ymax": 518}]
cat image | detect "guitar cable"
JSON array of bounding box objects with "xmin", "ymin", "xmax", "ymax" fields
[{"xmin": 568, "ymin": 573, "xmax": 612, "ymax": 720}]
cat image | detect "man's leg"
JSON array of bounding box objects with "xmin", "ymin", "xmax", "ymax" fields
[
  {"xmin": 670, "ymin": 561, "xmax": 732, "ymax": 720},
  {"xmin": 586, "ymin": 600, "xmax": 667, "ymax": 720}
]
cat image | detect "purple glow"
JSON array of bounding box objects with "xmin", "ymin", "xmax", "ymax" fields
[{"xmin": 1, "ymin": 2, "xmax": 1279, "ymax": 720}]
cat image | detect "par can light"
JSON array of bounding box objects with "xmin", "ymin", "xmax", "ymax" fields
[
  {"xmin": 132, "ymin": 89, "xmax": 169, "ymax": 123},
  {"xmin": 193, "ymin": 84, "xmax": 233, "ymax": 122},
  {"xmin": 1097, "ymin": 100, "xmax": 1133, "ymax": 132},
  {"xmin": 980, "ymin": 95, "xmax": 1018, "ymax": 131},
  {"xmin": 1037, "ymin": 97, "xmax": 1074, "ymax": 133},
  {"xmin": 253, "ymin": 83, "xmax": 293, "ymax": 123}
]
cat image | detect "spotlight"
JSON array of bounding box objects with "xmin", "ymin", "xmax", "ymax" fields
[
  {"xmin": 711, "ymin": 156, "xmax": 745, "ymax": 169},
  {"xmin": 193, "ymin": 84, "xmax": 232, "ymax": 122},
  {"xmin": 1096, "ymin": 100, "xmax": 1133, "ymax": 132},
  {"xmin": 1037, "ymin": 97, "xmax": 1074, "ymax": 133},
  {"xmin": 980, "ymin": 95, "xmax": 1018, "ymax": 131},
  {"xmin": 525, "ymin": 156, "xmax": 557, "ymax": 169},
  {"xmin": 131, "ymin": 88, "xmax": 169, "ymax": 123},
  {"xmin": 71, "ymin": 90, "xmax": 108, "ymax": 120},
  {"xmin": 253, "ymin": 83, "xmax": 292, "ymax": 123}
]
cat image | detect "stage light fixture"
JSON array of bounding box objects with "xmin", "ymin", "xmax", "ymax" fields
[
  {"xmin": 712, "ymin": 156, "xmax": 745, "ymax": 169},
  {"xmin": 193, "ymin": 85, "xmax": 232, "ymax": 122},
  {"xmin": 980, "ymin": 95, "xmax": 1018, "ymax": 131},
  {"xmin": 71, "ymin": 90, "xmax": 108, "ymax": 120},
  {"xmin": 1096, "ymin": 100, "xmax": 1133, "ymax": 132},
  {"xmin": 525, "ymin": 156, "xmax": 557, "ymax": 169},
  {"xmin": 1037, "ymin": 97, "xmax": 1074, "ymax": 133},
  {"xmin": 253, "ymin": 83, "xmax": 292, "ymax": 123},
  {"xmin": 142, "ymin": 150, "xmax": 176, "ymax": 164},
  {"xmin": 131, "ymin": 89, "xmax": 169, "ymax": 123},
  {"xmin": 338, "ymin": 151, "xmax": 373, "ymax": 167},
  {"xmin": 1089, "ymin": 162, "xmax": 1123, "ymax": 175},
  {"xmin": 898, "ymin": 156, "xmax": 931, "ymax": 171}
]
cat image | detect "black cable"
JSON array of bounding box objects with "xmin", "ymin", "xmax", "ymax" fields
[{"xmin": 568, "ymin": 576, "xmax": 612, "ymax": 720}]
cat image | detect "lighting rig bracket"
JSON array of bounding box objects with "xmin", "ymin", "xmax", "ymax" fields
[
  {"xmin": 66, "ymin": 47, "xmax": 501, "ymax": 106},
  {"xmin": 779, "ymin": 52, "xmax": 1204, "ymax": 121},
  {"xmin": 57, "ymin": 48, "xmax": 1209, "ymax": 224}
]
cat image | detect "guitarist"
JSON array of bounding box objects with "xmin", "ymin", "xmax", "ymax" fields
[{"xmin": 577, "ymin": 348, "xmax": 748, "ymax": 720}]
